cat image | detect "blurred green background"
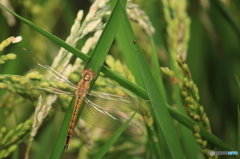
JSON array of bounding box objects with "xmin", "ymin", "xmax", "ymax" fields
[{"xmin": 0, "ymin": 0, "xmax": 240, "ymax": 158}]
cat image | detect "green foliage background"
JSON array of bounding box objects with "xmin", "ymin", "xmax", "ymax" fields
[{"xmin": 0, "ymin": 0, "xmax": 240, "ymax": 159}]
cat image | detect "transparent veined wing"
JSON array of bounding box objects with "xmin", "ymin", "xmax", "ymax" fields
[
  {"xmin": 16, "ymin": 47, "xmax": 77, "ymax": 90},
  {"xmin": 86, "ymin": 92, "xmax": 140, "ymax": 112},
  {"xmin": 81, "ymin": 93, "xmax": 143, "ymax": 136}
]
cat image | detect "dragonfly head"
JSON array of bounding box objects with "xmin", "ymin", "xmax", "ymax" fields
[{"xmin": 82, "ymin": 69, "xmax": 95, "ymax": 81}]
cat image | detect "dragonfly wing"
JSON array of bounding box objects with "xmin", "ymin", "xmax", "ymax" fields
[
  {"xmin": 16, "ymin": 47, "xmax": 77, "ymax": 90},
  {"xmin": 38, "ymin": 86, "xmax": 75, "ymax": 96},
  {"xmin": 80, "ymin": 98, "xmax": 143, "ymax": 136},
  {"xmin": 87, "ymin": 92, "xmax": 140, "ymax": 112},
  {"xmin": 39, "ymin": 64, "xmax": 77, "ymax": 89}
]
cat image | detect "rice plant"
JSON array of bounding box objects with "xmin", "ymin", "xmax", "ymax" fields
[{"xmin": 0, "ymin": 0, "xmax": 239, "ymax": 158}]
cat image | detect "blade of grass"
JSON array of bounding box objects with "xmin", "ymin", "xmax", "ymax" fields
[
  {"xmin": 116, "ymin": 27, "xmax": 145, "ymax": 88},
  {"xmin": 149, "ymin": 37, "xmax": 170, "ymax": 158},
  {"xmin": 116, "ymin": 9, "xmax": 170, "ymax": 158},
  {"xmin": 101, "ymin": 66, "xmax": 148, "ymax": 99},
  {"xmin": 167, "ymin": 105, "xmax": 233, "ymax": 151},
  {"xmin": 93, "ymin": 111, "xmax": 138, "ymax": 159},
  {"xmin": 118, "ymin": 2, "xmax": 185, "ymax": 158},
  {"xmin": 49, "ymin": 98, "xmax": 75, "ymax": 159},
  {"xmin": 85, "ymin": 0, "xmax": 127, "ymax": 74},
  {"xmin": 150, "ymin": 37, "xmax": 166, "ymax": 99}
]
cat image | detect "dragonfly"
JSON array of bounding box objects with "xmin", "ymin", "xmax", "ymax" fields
[{"xmin": 19, "ymin": 48, "xmax": 143, "ymax": 150}]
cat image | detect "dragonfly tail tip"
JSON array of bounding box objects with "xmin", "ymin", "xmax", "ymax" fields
[{"xmin": 64, "ymin": 145, "xmax": 68, "ymax": 151}]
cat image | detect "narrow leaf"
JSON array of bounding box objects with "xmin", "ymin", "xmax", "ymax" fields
[{"xmin": 93, "ymin": 111, "xmax": 138, "ymax": 159}]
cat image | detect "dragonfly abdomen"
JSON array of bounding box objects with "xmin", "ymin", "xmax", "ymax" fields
[
  {"xmin": 64, "ymin": 99, "xmax": 83, "ymax": 151},
  {"xmin": 64, "ymin": 69, "xmax": 95, "ymax": 150}
]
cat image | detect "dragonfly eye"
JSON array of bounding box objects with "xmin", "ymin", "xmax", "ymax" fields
[
  {"xmin": 81, "ymin": 69, "xmax": 95, "ymax": 81},
  {"xmin": 82, "ymin": 74, "xmax": 93, "ymax": 81}
]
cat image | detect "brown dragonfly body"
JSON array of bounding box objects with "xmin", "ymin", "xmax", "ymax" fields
[{"xmin": 65, "ymin": 69, "xmax": 95, "ymax": 150}]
